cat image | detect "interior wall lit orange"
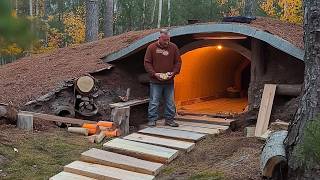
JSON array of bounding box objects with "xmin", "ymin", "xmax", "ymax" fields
[{"xmin": 174, "ymin": 46, "xmax": 247, "ymax": 104}]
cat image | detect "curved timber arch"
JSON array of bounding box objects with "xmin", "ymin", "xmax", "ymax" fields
[
  {"xmin": 179, "ymin": 40, "xmax": 252, "ymax": 60},
  {"xmin": 103, "ymin": 23, "xmax": 304, "ymax": 62}
]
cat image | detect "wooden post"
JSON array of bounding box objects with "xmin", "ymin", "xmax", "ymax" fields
[
  {"xmin": 17, "ymin": 112, "xmax": 33, "ymax": 130},
  {"xmin": 111, "ymin": 107, "xmax": 130, "ymax": 136},
  {"xmin": 251, "ymin": 38, "xmax": 265, "ymax": 82}
]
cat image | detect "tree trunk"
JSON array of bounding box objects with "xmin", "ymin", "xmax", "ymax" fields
[
  {"xmin": 168, "ymin": 0, "xmax": 171, "ymax": 26},
  {"xmin": 244, "ymin": 0, "xmax": 253, "ymax": 17},
  {"xmin": 142, "ymin": 0, "xmax": 146, "ymax": 29},
  {"xmin": 85, "ymin": 0, "xmax": 99, "ymax": 42},
  {"xmin": 285, "ymin": 0, "xmax": 320, "ymax": 179},
  {"xmin": 157, "ymin": 0, "xmax": 162, "ymax": 28},
  {"xmin": 35, "ymin": 0, "xmax": 39, "ymax": 16},
  {"xmin": 104, "ymin": 0, "xmax": 113, "ymax": 37},
  {"xmin": 151, "ymin": 0, "xmax": 157, "ymax": 25},
  {"xmin": 29, "ymin": 0, "xmax": 33, "ymax": 16}
]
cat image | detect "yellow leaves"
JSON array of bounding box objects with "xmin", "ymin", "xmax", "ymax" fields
[
  {"xmin": 63, "ymin": 7, "xmax": 85, "ymax": 45},
  {"xmin": 0, "ymin": 43, "xmax": 23, "ymax": 56},
  {"xmin": 261, "ymin": 0, "xmax": 303, "ymax": 24}
]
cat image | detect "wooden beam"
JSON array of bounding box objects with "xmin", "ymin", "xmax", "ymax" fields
[
  {"xmin": 255, "ymin": 84, "xmax": 277, "ymax": 137},
  {"xmin": 21, "ymin": 111, "xmax": 96, "ymax": 125},
  {"xmin": 158, "ymin": 124, "xmax": 221, "ymax": 134},
  {"xmin": 276, "ymin": 84, "xmax": 302, "ymax": 96},
  {"xmin": 103, "ymin": 138, "xmax": 179, "ymax": 163},
  {"xmin": 175, "ymin": 115, "xmax": 234, "ymax": 126},
  {"xmin": 109, "ymin": 98, "xmax": 149, "ymax": 108},
  {"xmin": 81, "ymin": 148, "xmax": 164, "ymax": 175},
  {"xmin": 64, "ymin": 161, "xmax": 155, "ymax": 180}
]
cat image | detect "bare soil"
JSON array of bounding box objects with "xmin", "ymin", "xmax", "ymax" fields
[{"xmin": 157, "ymin": 131, "xmax": 264, "ymax": 180}]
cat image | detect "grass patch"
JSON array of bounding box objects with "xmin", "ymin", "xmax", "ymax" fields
[
  {"xmin": 189, "ymin": 171, "xmax": 224, "ymax": 180},
  {"xmin": 0, "ymin": 129, "xmax": 100, "ymax": 180},
  {"xmin": 162, "ymin": 166, "xmax": 176, "ymax": 175}
]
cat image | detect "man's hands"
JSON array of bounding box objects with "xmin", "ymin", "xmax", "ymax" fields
[{"xmin": 154, "ymin": 72, "xmax": 174, "ymax": 81}]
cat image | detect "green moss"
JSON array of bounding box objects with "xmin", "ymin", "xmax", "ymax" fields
[{"xmin": 0, "ymin": 130, "xmax": 100, "ymax": 180}]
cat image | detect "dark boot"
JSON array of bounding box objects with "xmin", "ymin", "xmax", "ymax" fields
[
  {"xmin": 148, "ymin": 121, "xmax": 156, "ymax": 127},
  {"xmin": 165, "ymin": 120, "xmax": 179, "ymax": 127}
]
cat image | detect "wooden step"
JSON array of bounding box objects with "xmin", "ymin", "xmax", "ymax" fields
[
  {"xmin": 123, "ymin": 133, "xmax": 195, "ymax": 152},
  {"xmin": 138, "ymin": 127, "xmax": 206, "ymax": 142},
  {"xmin": 64, "ymin": 161, "xmax": 155, "ymax": 180},
  {"xmin": 103, "ymin": 138, "xmax": 179, "ymax": 163},
  {"xmin": 158, "ymin": 125, "xmax": 220, "ymax": 134},
  {"xmin": 50, "ymin": 171, "xmax": 97, "ymax": 180},
  {"xmin": 81, "ymin": 148, "xmax": 163, "ymax": 175},
  {"xmin": 175, "ymin": 115, "xmax": 234, "ymax": 126},
  {"xmin": 174, "ymin": 121, "xmax": 229, "ymax": 130}
]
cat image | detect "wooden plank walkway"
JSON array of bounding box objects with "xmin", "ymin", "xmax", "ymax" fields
[
  {"xmin": 139, "ymin": 127, "xmax": 206, "ymax": 142},
  {"xmin": 64, "ymin": 161, "xmax": 155, "ymax": 180},
  {"xmin": 103, "ymin": 138, "xmax": 179, "ymax": 163},
  {"xmin": 175, "ymin": 115, "xmax": 235, "ymax": 126},
  {"xmin": 51, "ymin": 117, "xmax": 231, "ymax": 179},
  {"xmin": 123, "ymin": 133, "xmax": 195, "ymax": 152},
  {"xmin": 81, "ymin": 148, "xmax": 163, "ymax": 175}
]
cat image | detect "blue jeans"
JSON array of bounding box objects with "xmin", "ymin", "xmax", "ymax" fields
[{"xmin": 148, "ymin": 83, "xmax": 176, "ymax": 122}]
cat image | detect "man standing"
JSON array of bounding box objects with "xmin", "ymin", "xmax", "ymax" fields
[{"xmin": 144, "ymin": 29, "xmax": 182, "ymax": 127}]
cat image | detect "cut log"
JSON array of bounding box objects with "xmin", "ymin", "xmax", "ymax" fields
[
  {"xmin": 88, "ymin": 135, "xmax": 97, "ymax": 143},
  {"xmin": 68, "ymin": 127, "xmax": 89, "ymax": 136},
  {"xmin": 81, "ymin": 148, "xmax": 163, "ymax": 175},
  {"xmin": 17, "ymin": 112, "xmax": 33, "ymax": 130},
  {"xmin": 269, "ymin": 121, "xmax": 289, "ymax": 131},
  {"xmin": 76, "ymin": 76, "xmax": 95, "ymax": 94},
  {"xmin": 276, "ymin": 84, "xmax": 302, "ymax": 96},
  {"xmin": 64, "ymin": 161, "xmax": 155, "ymax": 180},
  {"xmin": 260, "ymin": 131, "xmax": 288, "ymax": 178},
  {"xmin": 255, "ymin": 84, "xmax": 276, "ymax": 137}
]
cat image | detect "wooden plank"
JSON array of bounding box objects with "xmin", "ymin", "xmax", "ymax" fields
[
  {"xmin": 103, "ymin": 138, "xmax": 179, "ymax": 163},
  {"xmin": 21, "ymin": 111, "xmax": 96, "ymax": 125},
  {"xmin": 17, "ymin": 112, "xmax": 33, "ymax": 130},
  {"xmin": 64, "ymin": 161, "xmax": 155, "ymax": 180},
  {"xmin": 158, "ymin": 120, "xmax": 229, "ymax": 130},
  {"xmin": 50, "ymin": 171, "xmax": 97, "ymax": 180},
  {"xmin": 175, "ymin": 115, "xmax": 234, "ymax": 126},
  {"xmin": 109, "ymin": 98, "xmax": 149, "ymax": 108},
  {"xmin": 158, "ymin": 125, "xmax": 220, "ymax": 134},
  {"xmin": 138, "ymin": 127, "xmax": 206, "ymax": 142},
  {"xmin": 80, "ymin": 148, "xmax": 164, "ymax": 175},
  {"xmin": 123, "ymin": 133, "xmax": 195, "ymax": 152},
  {"xmin": 255, "ymin": 84, "xmax": 276, "ymax": 137}
]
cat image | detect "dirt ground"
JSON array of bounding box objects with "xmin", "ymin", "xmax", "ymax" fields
[
  {"xmin": 157, "ymin": 131, "xmax": 264, "ymax": 180},
  {"xmin": 0, "ymin": 122, "xmax": 264, "ymax": 180}
]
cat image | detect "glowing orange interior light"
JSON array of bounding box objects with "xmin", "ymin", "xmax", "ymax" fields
[{"xmin": 217, "ymin": 45, "xmax": 223, "ymax": 50}]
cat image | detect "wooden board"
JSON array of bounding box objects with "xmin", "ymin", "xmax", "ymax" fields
[
  {"xmin": 81, "ymin": 148, "xmax": 163, "ymax": 175},
  {"xmin": 255, "ymin": 84, "xmax": 276, "ymax": 137},
  {"xmin": 64, "ymin": 161, "xmax": 155, "ymax": 180},
  {"xmin": 21, "ymin": 111, "xmax": 96, "ymax": 125},
  {"xmin": 175, "ymin": 115, "xmax": 234, "ymax": 126},
  {"xmin": 111, "ymin": 107, "xmax": 130, "ymax": 135},
  {"xmin": 138, "ymin": 127, "xmax": 206, "ymax": 142},
  {"xmin": 123, "ymin": 133, "xmax": 195, "ymax": 152},
  {"xmin": 158, "ymin": 125, "xmax": 220, "ymax": 134},
  {"xmin": 157, "ymin": 120, "xmax": 229, "ymax": 130},
  {"xmin": 103, "ymin": 138, "xmax": 179, "ymax": 163},
  {"xmin": 50, "ymin": 171, "xmax": 97, "ymax": 180},
  {"xmin": 109, "ymin": 98, "xmax": 149, "ymax": 108}
]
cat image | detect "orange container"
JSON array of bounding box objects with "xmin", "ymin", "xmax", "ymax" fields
[
  {"xmin": 82, "ymin": 123, "xmax": 98, "ymax": 129},
  {"xmin": 87, "ymin": 128, "xmax": 97, "ymax": 135},
  {"xmin": 97, "ymin": 121, "xmax": 113, "ymax": 128},
  {"xmin": 105, "ymin": 129, "xmax": 120, "ymax": 137}
]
